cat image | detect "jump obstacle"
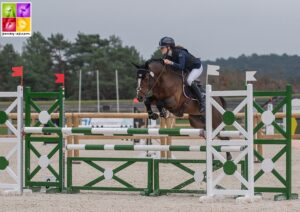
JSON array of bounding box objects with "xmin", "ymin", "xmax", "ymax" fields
[
  {"xmin": 0, "ymin": 86, "xmax": 23, "ymax": 194},
  {"xmin": 0, "ymin": 84, "xmax": 298, "ymax": 201}
]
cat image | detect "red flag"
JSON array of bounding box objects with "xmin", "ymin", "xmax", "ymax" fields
[
  {"xmin": 55, "ymin": 74, "xmax": 65, "ymax": 84},
  {"xmin": 11, "ymin": 66, "xmax": 23, "ymax": 77},
  {"xmin": 133, "ymin": 98, "xmax": 139, "ymax": 103}
]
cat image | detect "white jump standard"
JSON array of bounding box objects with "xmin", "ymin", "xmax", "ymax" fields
[
  {"xmin": 200, "ymin": 84, "xmax": 260, "ymax": 202},
  {"xmin": 0, "ymin": 86, "xmax": 23, "ymax": 195}
]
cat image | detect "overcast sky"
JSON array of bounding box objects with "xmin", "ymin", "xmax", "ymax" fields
[{"xmin": 1, "ymin": 0, "xmax": 300, "ymax": 60}]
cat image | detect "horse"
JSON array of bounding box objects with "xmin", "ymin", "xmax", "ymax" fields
[
  {"xmin": 134, "ymin": 59, "xmax": 227, "ymax": 130},
  {"xmin": 133, "ymin": 59, "xmax": 232, "ymax": 160}
]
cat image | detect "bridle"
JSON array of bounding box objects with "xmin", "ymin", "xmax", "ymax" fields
[{"xmin": 136, "ymin": 64, "xmax": 167, "ymax": 99}]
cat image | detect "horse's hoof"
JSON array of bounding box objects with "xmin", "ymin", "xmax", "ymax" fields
[
  {"xmin": 149, "ymin": 113, "xmax": 159, "ymax": 120},
  {"xmin": 200, "ymin": 130, "xmax": 206, "ymax": 138}
]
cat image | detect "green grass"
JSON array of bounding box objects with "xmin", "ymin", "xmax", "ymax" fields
[
  {"xmin": 175, "ymin": 119, "xmax": 189, "ymax": 124},
  {"xmin": 0, "ymin": 128, "xmax": 8, "ymax": 135}
]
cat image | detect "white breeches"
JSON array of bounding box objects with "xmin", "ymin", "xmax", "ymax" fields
[{"xmin": 186, "ymin": 65, "xmax": 203, "ymax": 86}]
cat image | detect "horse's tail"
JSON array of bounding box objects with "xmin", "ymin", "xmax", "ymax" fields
[{"xmin": 220, "ymin": 96, "xmax": 227, "ymax": 109}]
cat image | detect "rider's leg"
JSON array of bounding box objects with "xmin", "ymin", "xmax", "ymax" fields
[
  {"xmin": 191, "ymin": 82, "xmax": 205, "ymax": 113},
  {"xmin": 187, "ymin": 65, "xmax": 205, "ymax": 113}
]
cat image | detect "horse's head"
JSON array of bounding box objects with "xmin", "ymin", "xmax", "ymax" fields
[
  {"xmin": 133, "ymin": 63, "xmax": 151, "ymax": 102},
  {"xmin": 133, "ymin": 59, "xmax": 164, "ymax": 102}
]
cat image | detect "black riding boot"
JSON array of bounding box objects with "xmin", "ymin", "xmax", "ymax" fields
[{"xmin": 191, "ymin": 81, "xmax": 205, "ymax": 113}]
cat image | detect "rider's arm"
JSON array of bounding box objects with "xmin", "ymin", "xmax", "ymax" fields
[{"xmin": 171, "ymin": 51, "xmax": 186, "ymax": 70}]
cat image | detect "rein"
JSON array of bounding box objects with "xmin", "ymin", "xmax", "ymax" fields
[
  {"xmin": 145, "ymin": 62, "xmax": 183, "ymax": 98},
  {"xmin": 146, "ymin": 64, "xmax": 166, "ymax": 97}
]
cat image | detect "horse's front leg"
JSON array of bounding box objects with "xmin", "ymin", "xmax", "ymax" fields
[
  {"xmin": 144, "ymin": 97, "xmax": 159, "ymax": 120},
  {"xmin": 156, "ymin": 100, "xmax": 169, "ymax": 118}
]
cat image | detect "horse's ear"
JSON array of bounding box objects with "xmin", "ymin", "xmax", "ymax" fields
[{"xmin": 131, "ymin": 62, "xmax": 141, "ymax": 69}]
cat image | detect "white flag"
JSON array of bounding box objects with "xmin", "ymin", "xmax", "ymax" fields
[
  {"xmin": 246, "ymin": 71, "xmax": 257, "ymax": 82},
  {"xmin": 207, "ymin": 65, "xmax": 220, "ymax": 76}
]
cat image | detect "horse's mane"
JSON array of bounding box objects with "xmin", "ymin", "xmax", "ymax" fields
[{"xmin": 145, "ymin": 58, "xmax": 182, "ymax": 79}]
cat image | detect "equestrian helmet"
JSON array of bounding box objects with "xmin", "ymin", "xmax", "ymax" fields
[{"xmin": 159, "ymin": 37, "xmax": 175, "ymax": 48}]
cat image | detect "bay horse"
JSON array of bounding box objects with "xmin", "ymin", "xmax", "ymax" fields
[
  {"xmin": 134, "ymin": 59, "xmax": 232, "ymax": 160},
  {"xmin": 134, "ymin": 59, "xmax": 226, "ymax": 130}
]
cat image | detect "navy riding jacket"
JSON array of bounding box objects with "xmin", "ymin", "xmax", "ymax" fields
[{"xmin": 166, "ymin": 47, "xmax": 201, "ymax": 72}]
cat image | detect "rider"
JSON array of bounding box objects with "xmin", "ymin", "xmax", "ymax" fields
[{"xmin": 159, "ymin": 36, "xmax": 205, "ymax": 113}]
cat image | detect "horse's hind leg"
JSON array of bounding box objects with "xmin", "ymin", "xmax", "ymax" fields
[
  {"xmin": 188, "ymin": 115, "xmax": 206, "ymax": 129},
  {"xmin": 218, "ymin": 136, "xmax": 232, "ymax": 160}
]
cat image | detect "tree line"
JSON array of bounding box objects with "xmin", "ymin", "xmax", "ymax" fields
[{"xmin": 0, "ymin": 32, "xmax": 299, "ymax": 100}]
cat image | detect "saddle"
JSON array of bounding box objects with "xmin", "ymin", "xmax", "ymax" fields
[{"xmin": 181, "ymin": 72, "xmax": 205, "ymax": 100}]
